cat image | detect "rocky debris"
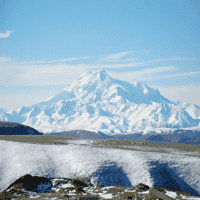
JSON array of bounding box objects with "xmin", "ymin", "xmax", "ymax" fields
[{"xmin": 0, "ymin": 174, "xmax": 200, "ymax": 200}]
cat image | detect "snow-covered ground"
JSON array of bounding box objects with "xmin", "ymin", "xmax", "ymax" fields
[{"xmin": 0, "ymin": 139, "xmax": 200, "ymax": 197}]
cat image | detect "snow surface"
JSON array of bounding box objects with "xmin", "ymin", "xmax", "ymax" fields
[
  {"xmin": 1, "ymin": 70, "xmax": 200, "ymax": 134},
  {"xmin": 165, "ymin": 190, "xmax": 177, "ymax": 198},
  {"xmin": 62, "ymin": 139, "xmax": 94, "ymax": 145},
  {"xmin": 1, "ymin": 140, "xmax": 200, "ymax": 197}
]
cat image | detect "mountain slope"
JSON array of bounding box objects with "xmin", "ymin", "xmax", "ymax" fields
[
  {"xmin": 0, "ymin": 70, "xmax": 200, "ymax": 134},
  {"xmin": 0, "ymin": 121, "xmax": 42, "ymax": 135}
]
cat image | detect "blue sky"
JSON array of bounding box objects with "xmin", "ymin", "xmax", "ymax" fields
[{"xmin": 0, "ymin": 0, "xmax": 200, "ymax": 110}]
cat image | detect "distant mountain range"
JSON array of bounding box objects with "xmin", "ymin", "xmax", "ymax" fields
[
  {"xmin": 0, "ymin": 70, "xmax": 200, "ymax": 135},
  {"xmin": 45, "ymin": 129, "xmax": 200, "ymax": 145}
]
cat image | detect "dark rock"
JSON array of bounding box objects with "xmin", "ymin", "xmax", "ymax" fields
[
  {"xmin": 71, "ymin": 179, "xmax": 88, "ymax": 193},
  {"xmin": 134, "ymin": 183, "xmax": 150, "ymax": 192},
  {"xmin": 5, "ymin": 174, "xmax": 52, "ymax": 192},
  {"xmin": 78, "ymin": 177, "xmax": 93, "ymax": 187}
]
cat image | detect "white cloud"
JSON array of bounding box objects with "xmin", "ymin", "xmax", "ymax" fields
[
  {"xmin": 84, "ymin": 62, "xmax": 145, "ymax": 69},
  {"xmin": 107, "ymin": 67, "xmax": 200, "ymax": 85},
  {"xmin": 0, "ymin": 86, "xmax": 65, "ymax": 111},
  {"xmin": 101, "ymin": 50, "xmax": 190, "ymax": 64},
  {"xmin": 0, "ymin": 61, "xmax": 145, "ymax": 87},
  {"xmin": 0, "ymin": 57, "xmax": 9, "ymax": 61},
  {"xmin": 163, "ymin": 71, "xmax": 200, "ymax": 78},
  {"xmin": 144, "ymin": 50, "xmax": 150, "ymax": 55},
  {"xmin": 102, "ymin": 51, "xmax": 134, "ymax": 62},
  {"xmin": 150, "ymin": 57, "xmax": 190, "ymax": 63},
  {"xmin": 101, "ymin": 53, "xmax": 190, "ymax": 67},
  {"xmin": 0, "ymin": 50, "xmax": 199, "ymax": 109},
  {"xmin": 0, "ymin": 57, "xmax": 12, "ymax": 63},
  {"xmin": 1, "ymin": 64, "xmax": 87, "ymax": 86},
  {"xmin": 0, "ymin": 30, "xmax": 14, "ymax": 38},
  {"xmin": 108, "ymin": 66, "xmax": 177, "ymax": 82},
  {"xmin": 158, "ymin": 85, "xmax": 200, "ymax": 106},
  {"xmin": 0, "ymin": 52, "xmax": 196, "ymax": 93},
  {"xmin": 22, "ymin": 56, "xmax": 89, "ymax": 64},
  {"xmin": 3, "ymin": 60, "xmax": 193, "ymax": 87}
]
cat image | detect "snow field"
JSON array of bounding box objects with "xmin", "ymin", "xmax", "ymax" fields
[{"xmin": 0, "ymin": 140, "xmax": 200, "ymax": 197}]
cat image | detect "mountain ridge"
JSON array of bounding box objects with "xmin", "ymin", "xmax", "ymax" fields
[{"xmin": 0, "ymin": 70, "xmax": 200, "ymax": 134}]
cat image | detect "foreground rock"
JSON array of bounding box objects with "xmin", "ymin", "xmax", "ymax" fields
[
  {"xmin": 0, "ymin": 174, "xmax": 200, "ymax": 200},
  {"xmin": 0, "ymin": 122, "xmax": 42, "ymax": 135}
]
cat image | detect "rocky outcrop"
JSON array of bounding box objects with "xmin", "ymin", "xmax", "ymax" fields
[
  {"xmin": 8, "ymin": 174, "xmax": 52, "ymax": 192},
  {"xmin": 0, "ymin": 174, "xmax": 199, "ymax": 200},
  {"xmin": 0, "ymin": 121, "xmax": 42, "ymax": 135},
  {"xmin": 133, "ymin": 183, "xmax": 149, "ymax": 192},
  {"xmin": 0, "ymin": 174, "xmax": 52, "ymax": 199},
  {"xmin": 71, "ymin": 179, "xmax": 88, "ymax": 193}
]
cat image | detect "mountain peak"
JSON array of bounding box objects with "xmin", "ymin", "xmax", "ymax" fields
[
  {"xmin": 97, "ymin": 69, "xmax": 106, "ymax": 74},
  {"xmin": 1, "ymin": 69, "xmax": 200, "ymax": 134},
  {"xmin": 87, "ymin": 69, "xmax": 109, "ymax": 77},
  {"xmin": 93, "ymin": 69, "xmax": 109, "ymax": 81},
  {"xmin": 77, "ymin": 70, "xmax": 110, "ymax": 81},
  {"xmin": 74, "ymin": 70, "xmax": 111, "ymax": 86}
]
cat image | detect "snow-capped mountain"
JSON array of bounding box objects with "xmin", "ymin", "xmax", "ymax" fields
[{"xmin": 1, "ymin": 70, "xmax": 200, "ymax": 134}]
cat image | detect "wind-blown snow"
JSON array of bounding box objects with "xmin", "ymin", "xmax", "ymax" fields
[
  {"xmin": 0, "ymin": 140, "xmax": 200, "ymax": 196},
  {"xmin": 1, "ymin": 70, "xmax": 200, "ymax": 134}
]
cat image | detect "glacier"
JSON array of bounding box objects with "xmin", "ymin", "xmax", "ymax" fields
[{"xmin": 0, "ymin": 70, "xmax": 200, "ymax": 134}]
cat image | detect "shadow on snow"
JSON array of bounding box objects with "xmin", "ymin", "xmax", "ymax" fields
[
  {"xmin": 90, "ymin": 161, "xmax": 133, "ymax": 188},
  {"xmin": 149, "ymin": 161, "xmax": 200, "ymax": 197}
]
